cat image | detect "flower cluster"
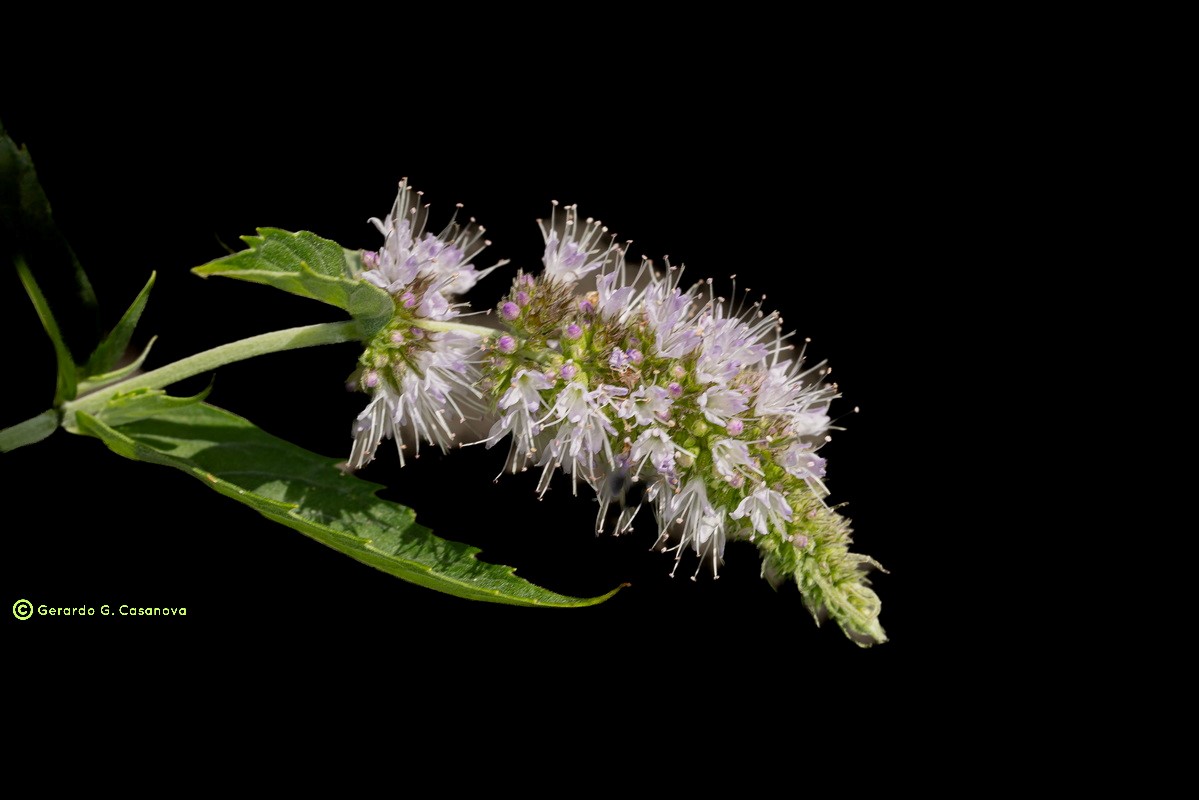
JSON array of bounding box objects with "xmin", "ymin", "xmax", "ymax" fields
[
  {"xmin": 348, "ymin": 185, "xmax": 884, "ymax": 645},
  {"xmin": 348, "ymin": 179, "xmax": 505, "ymax": 469}
]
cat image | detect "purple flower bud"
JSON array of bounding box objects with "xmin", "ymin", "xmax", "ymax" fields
[
  {"xmin": 364, "ymin": 370, "xmax": 380, "ymax": 389},
  {"xmin": 501, "ymin": 301, "xmax": 521, "ymax": 320},
  {"xmin": 409, "ymin": 327, "xmax": 424, "ymax": 339},
  {"xmin": 362, "ymin": 250, "xmax": 380, "ymax": 269},
  {"xmin": 518, "ymin": 272, "xmax": 535, "ymax": 288},
  {"xmin": 389, "ymin": 330, "xmax": 404, "ymax": 345},
  {"xmin": 793, "ymin": 534, "xmax": 809, "ymax": 549},
  {"xmin": 400, "ymin": 291, "xmax": 417, "ymax": 308},
  {"xmin": 728, "ymin": 473, "xmax": 745, "ymax": 489},
  {"xmin": 726, "ymin": 418, "xmax": 744, "ymax": 436},
  {"xmin": 497, "ymin": 335, "xmax": 517, "ymax": 354},
  {"xmin": 565, "ymin": 323, "xmax": 582, "ymax": 340},
  {"xmin": 671, "ymin": 365, "xmax": 687, "ymax": 380},
  {"xmin": 628, "ymin": 349, "xmax": 643, "ymax": 365},
  {"xmin": 561, "ymin": 363, "xmax": 578, "ymax": 380},
  {"xmin": 579, "ymin": 299, "xmax": 595, "ymax": 314},
  {"xmin": 668, "ymin": 382, "xmax": 683, "ymax": 398},
  {"xmin": 516, "ymin": 291, "xmax": 531, "ymax": 307}
]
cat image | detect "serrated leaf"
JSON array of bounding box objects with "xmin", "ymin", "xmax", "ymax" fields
[
  {"xmin": 16, "ymin": 255, "xmax": 76, "ymax": 404},
  {"xmin": 84, "ymin": 271, "xmax": 155, "ymax": 378},
  {"xmin": 0, "ymin": 409, "xmax": 58, "ymax": 452},
  {"xmin": 75, "ymin": 403, "xmax": 620, "ymax": 607},
  {"xmin": 193, "ymin": 228, "xmax": 393, "ymax": 338}
]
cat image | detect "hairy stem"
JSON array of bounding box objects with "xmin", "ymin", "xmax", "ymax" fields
[{"xmin": 60, "ymin": 321, "xmax": 359, "ymax": 429}]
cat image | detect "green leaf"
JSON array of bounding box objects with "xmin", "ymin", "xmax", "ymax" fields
[
  {"xmin": 193, "ymin": 228, "xmax": 393, "ymax": 338},
  {"xmin": 1, "ymin": 123, "xmax": 100, "ymax": 361},
  {"xmin": 84, "ymin": 271, "xmax": 155, "ymax": 378},
  {"xmin": 16, "ymin": 255, "xmax": 76, "ymax": 404},
  {"xmin": 77, "ymin": 335, "xmax": 158, "ymax": 395},
  {"xmin": 91, "ymin": 382, "xmax": 212, "ymax": 428},
  {"xmin": 0, "ymin": 410, "xmax": 58, "ymax": 452},
  {"xmin": 75, "ymin": 403, "xmax": 621, "ymax": 607}
]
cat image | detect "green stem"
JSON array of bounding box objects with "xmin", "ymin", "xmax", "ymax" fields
[
  {"xmin": 60, "ymin": 321, "xmax": 359, "ymax": 429},
  {"xmin": 410, "ymin": 318, "xmax": 499, "ymax": 338}
]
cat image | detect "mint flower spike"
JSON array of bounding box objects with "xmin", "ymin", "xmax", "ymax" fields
[
  {"xmin": 343, "ymin": 186, "xmax": 885, "ymax": 645},
  {"xmin": 348, "ymin": 179, "xmax": 508, "ymax": 470},
  {"xmin": 478, "ymin": 202, "xmax": 885, "ymax": 646}
]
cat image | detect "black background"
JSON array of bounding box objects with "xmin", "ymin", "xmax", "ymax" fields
[{"xmin": 0, "ymin": 56, "xmax": 963, "ymax": 685}]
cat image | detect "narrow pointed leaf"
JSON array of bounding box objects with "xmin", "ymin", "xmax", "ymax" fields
[
  {"xmin": 75, "ymin": 403, "xmax": 621, "ymax": 607},
  {"xmin": 16, "ymin": 255, "xmax": 76, "ymax": 404},
  {"xmin": 1, "ymin": 124, "xmax": 99, "ymax": 360},
  {"xmin": 84, "ymin": 271, "xmax": 155, "ymax": 377},
  {"xmin": 192, "ymin": 228, "xmax": 393, "ymax": 338},
  {"xmin": 77, "ymin": 335, "xmax": 158, "ymax": 395}
]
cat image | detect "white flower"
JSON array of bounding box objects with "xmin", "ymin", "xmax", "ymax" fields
[
  {"xmin": 790, "ymin": 410, "xmax": 831, "ymax": 438},
  {"xmin": 731, "ymin": 487, "xmax": 793, "ymax": 539},
  {"xmin": 533, "ymin": 380, "xmax": 625, "ymax": 494},
  {"xmin": 349, "ymin": 331, "xmax": 485, "ymax": 469},
  {"xmin": 754, "ymin": 362, "xmax": 835, "ymax": 439},
  {"xmin": 667, "ymin": 479, "xmax": 727, "ymax": 578},
  {"xmin": 350, "ymin": 380, "xmax": 405, "ymax": 469}
]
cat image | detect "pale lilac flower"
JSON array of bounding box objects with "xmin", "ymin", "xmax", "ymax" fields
[
  {"xmin": 483, "ymin": 369, "xmax": 554, "ymax": 472},
  {"xmin": 362, "ymin": 178, "xmax": 505, "ymax": 314},
  {"xmin": 618, "ymin": 385, "xmax": 673, "ymax": 426},
  {"xmin": 780, "ymin": 441, "xmax": 829, "ymax": 496},
  {"xmin": 608, "ymin": 347, "xmax": 631, "ymax": 372},
  {"xmin": 630, "ymin": 426, "xmax": 691, "ymax": 478},
  {"xmin": 645, "ymin": 277, "xmax": 702, "ymax": 358},
  {"xmin": 710, "ymin": 437, "xmax": 761, "ymax": 482},
  {"xmin": 695, "ymin": 315, "xmax": 770, "ymax": 385},
  {"xmin": 754, "ymin": 362, "xmax": 837, "ymax": 434},
  {"xmin": 731, "ymin": 487, "xmax": 793, "ymax": 539},
  {"xmin": 535, "ymin": 381, "xmax": 624, "ymax": 495},
  {"xmin": 539, "ymin": 201, "xmax": 621, "ymax": 285},
  {"xmin": 348, "ymin": 180, "xmax": 504, "ymax": 469},
  {"xmin": 697, "ymin": 385, "xmax": 749, "ymax": 425},
  {"xmin": 350, "ymin": 332, "xmax": 484, "ymax": 468},
  {"xmin": 594, "ymin": 268, "xmax": 638, "ymax": 321}
]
